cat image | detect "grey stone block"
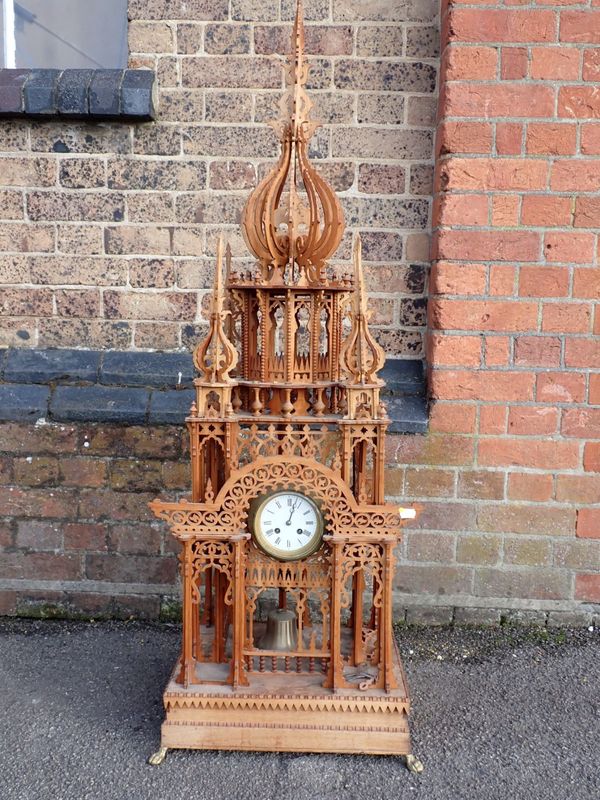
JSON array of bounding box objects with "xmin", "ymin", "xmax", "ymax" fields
[
  {"xmin": 57, "ymin": 69, "xmax": 93, "ymax": 115},
  {"xmin": 501, "ymin": 609, "xmax": 548, "ymax": 628},
  {"xmin": 454, "ymin": 607, "xmax": 503, "ymax": 627},
  {"xmin": 386, "ymin": 395, "xmax": 428, "ymax": 434},
  {"xmin": 0, "ymin": 69, "xmax": 28, "ymax": 114},
  {"xmin": 89, "ymin": 70, "xmax": 123, "ymax": 116},
  {"xmin": 121, "ymin": 69, "xmax": 157, "ymax": 119},
  {"xmin": 149, "ymin": 390, "xmax": 195, "ymax": 424},
  {"xmin": 0, "ymin": 383, "xmax": 50, "ymax": 421},
  {"xmin": 4, "ymin": 348, "xmax": 100, "ymax": 384},
  {"xmin": 101, "ymin": 351, "xmax": 194, "ymax": 388},
  {"xmin": 23, "ymin": 69, "xmax": 61, "ymax": 115},
  {"xmin": 50, "ymin": 385, "xmax": 149, "ymax": 424},
  {"xmin": 406, "ymin": 605, "xmax": 454, "ymax": 626},
  {"xmin": 547, "ymin": 611, "xmax": 594, "ymax": 629}
]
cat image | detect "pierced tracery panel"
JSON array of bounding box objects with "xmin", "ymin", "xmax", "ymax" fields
[
  {"xmin": 190, "ymin": 540, "xmax": 234, "ymax": 606},
  {"xmin": 227, "ymin": 288, "xmax": 244, "ymax": 376},
  {"xmin": 237, "ymin": 422, "xmax": 341, "ymax": 469},
  {"xmin": 243, "ymin": 545, "xmax": 332, "ymax": 675},
  {"xmin": 246, "ymin": 544, "xmax": 331, "ymax": 591},
  {"xmin": 340, "ymin": 543, "xmax": 384, "ymax": 611}
]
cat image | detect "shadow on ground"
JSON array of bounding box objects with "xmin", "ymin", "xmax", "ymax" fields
[{"xmin": 0, "ymin": 620, "xmax": 598, "ymax": 800}]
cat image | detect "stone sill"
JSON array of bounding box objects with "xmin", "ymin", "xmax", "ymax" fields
[
  {"xmin": 0, "ymin": 68, "xmax": 157, "ymax": 120},
  {"xmin": 0, "ymin": 348, "xmax": 428, "ymax": 432}
]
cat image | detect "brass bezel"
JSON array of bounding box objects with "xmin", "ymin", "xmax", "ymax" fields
[{"xmin": 249, "ymin": 490, "xmax": 324, "ymax": 562}]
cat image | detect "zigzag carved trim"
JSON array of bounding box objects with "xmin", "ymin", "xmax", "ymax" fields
[{"xmin": 165, "ymin": 694, "xmax": 408, "ymax": 714}]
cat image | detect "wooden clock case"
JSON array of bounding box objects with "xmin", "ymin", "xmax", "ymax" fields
[{"xmin": 149, "ymin": 0, "xmax": 421, "ymax": 772}]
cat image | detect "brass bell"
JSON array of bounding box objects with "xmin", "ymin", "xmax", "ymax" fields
[{"xmin": 258, "ymin": 608, "xmax": 298, "ymax": 652}]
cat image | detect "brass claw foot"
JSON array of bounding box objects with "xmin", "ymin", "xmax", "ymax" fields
[
  {"xmin": 405, "ymin": 754, "xmax": 424, "ymax": 774},
  {"xmin": 148, "ymin": 746, "xmax": 168, "ymax": 766}
]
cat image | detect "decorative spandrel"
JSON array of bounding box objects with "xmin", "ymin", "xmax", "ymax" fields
[{"xmin": 148, "ymin": 0, "xmax": 418, "ymax": 769}]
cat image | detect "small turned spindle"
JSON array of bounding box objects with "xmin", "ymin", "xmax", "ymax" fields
[
  {"xmin": 281, "ymin": 389, "xmax": 293, "ymax": 418},
  {"xmin": 313, "ymin": 388, "xmax": 325, "ymax": 416},
  {"xmin": 232, "ymin": 388, "xmax": 242, "ymax": 413},
  {"xmin": 251, "ymin": 387, "xmax": 263, "ymax": 416}
]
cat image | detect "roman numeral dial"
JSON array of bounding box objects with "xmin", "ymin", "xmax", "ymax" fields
[{"xmin": 250, "ymin": 490, "xmax": 324, "ymax": 562}]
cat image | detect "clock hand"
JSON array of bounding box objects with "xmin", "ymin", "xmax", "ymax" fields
[{"xmin": 286, "ymin": 499, "xmax": 299, "ymax": 526}]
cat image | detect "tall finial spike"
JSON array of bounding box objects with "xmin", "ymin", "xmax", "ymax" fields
[
  {"xmin": 192, "ymin": 236, "xmax": 238, "ymax": 384},
  {"xmin": 215, "ymin": 235, "xmax": 224, "ymax": 297},
  {"xmin": 225, "ymin": 241, "xmax": 232, "ymax": 277},
  {"xmin": 293, "ymin": 0, "xmax": 305, "ymax": 59},
  {"xmin": 290, "ymin": 0, "xmax": 307, "ymax": 140},
  {"xmin": 294, "ymin": 1, "xmax": 304, "ymax": 36},
  {"xmin": 339, "ymin": 234, "xmax": 386, "ymax": 386},
  {"xmin": 354, "ymin": 234, "xmax": 368, "ymax": 316}
]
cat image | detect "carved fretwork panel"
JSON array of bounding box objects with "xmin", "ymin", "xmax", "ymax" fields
[
  {"xmin": 188, "ymin": 420, "xmax": 238, "ymax": 503},
  {"xmin": 340, "ymin": 543, "xmax": 384, "ymax": 612},
  {"xmin": 236, "ymin": 422, "xmax": 341, "ymax": 469},
  {"xmin": 149, "ymin": 0, "xmax": 416, "ymax": 761},
  {"xmin": 246, "ymin": 545, "xmax": 331, "ymax": 592},
  {"xmin": 190, "ymin": 540, "xmax": 234, "ymax": 604},
  {"xmin": 339, "ymin": 421, "xmax": 387, "ymax": 505},
  {"xmin": 243, "ymin": 544, "xmax": 332, "ymax": 676},
  {"xmin": 152, "ymin": 457, "xmax": 402, "ymax": 541},
  {"xmin": 225, "ymin": 286, "xmax": 347, "ymax": 392}
]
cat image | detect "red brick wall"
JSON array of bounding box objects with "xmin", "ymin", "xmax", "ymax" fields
[
  {"xmin": 415, "ymin": 0, "xmax": 600, "ymax": 615},
  {"xmin": 0, "ymin": 422, "xmax": 184, "ymax": 619}
]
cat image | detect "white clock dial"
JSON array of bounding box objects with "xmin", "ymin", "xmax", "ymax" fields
[{"xmin": 251, "ymin": 491, "xmax": 323, "ymax": 561}]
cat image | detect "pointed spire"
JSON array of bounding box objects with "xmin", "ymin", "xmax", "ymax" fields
[
  {"xmin": 193, "ymin": 236, "xmax": 238, "ymax": 384},
  {"xmin": 290, "ymin": 1, "xmax": 309, "ymax": 137},
  {"xmin": 282, "ymin": 0, "xmax": 311, "ymax": 141},
  {"xmin": 241, "ymin": 0, "xmax": 344, "ymax": 287},
  {"xmin": 225, "ymin": 241, "xmax": 232, "ymax": 284},
  {"xmin": 215, "ymin": 235, "xmax": 223, "ymax": 295},
  {"xmin": 292, "ymin": 0, "xmax": 305, "ymax": 81},
  {"xmin": 339, "ymin": 235, "xmax": 386, "ymax": 386},
  {"xmin": 293, "ymin": 0, "xmax": 304, "ymax": 45},
  {"xmin": 354, "ymin": 236, "xmax": 368, "ymax": 318}
]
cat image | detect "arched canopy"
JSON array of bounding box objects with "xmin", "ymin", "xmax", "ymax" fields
[{"xmin": 150, "ymin": 457, "xmax": 401, "ymax": 541}]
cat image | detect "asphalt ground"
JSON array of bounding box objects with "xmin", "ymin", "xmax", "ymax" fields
[{"xmin": 0, "ymin": 620, "xmax": 598, "ymax": 800}]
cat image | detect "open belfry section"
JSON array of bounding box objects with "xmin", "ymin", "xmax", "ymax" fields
[{"xmin": 149, "ymin": 1, "xmax": 419, "ymax": 767}]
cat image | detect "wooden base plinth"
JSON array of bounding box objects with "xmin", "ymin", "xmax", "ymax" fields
[{"xmin": 160, "ymin": 644, "xmax": 411, "ymax": 757}]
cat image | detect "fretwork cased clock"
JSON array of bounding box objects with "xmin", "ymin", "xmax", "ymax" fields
[
  {"xmin": 149, "ymin": 0, "xmax": 419, "ymax": 768},
  {"xmin": 248, "ymin": 490, "xmax": 324, "ymax": 562}
]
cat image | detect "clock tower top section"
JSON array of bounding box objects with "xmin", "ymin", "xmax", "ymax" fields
[
  {"xmin": 190, "ymin": 0, "xmax": 387, "ymax": 418},
  {"xmin": 240, "ymin": 0, "xmax": 345, "ymax": 289}
]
